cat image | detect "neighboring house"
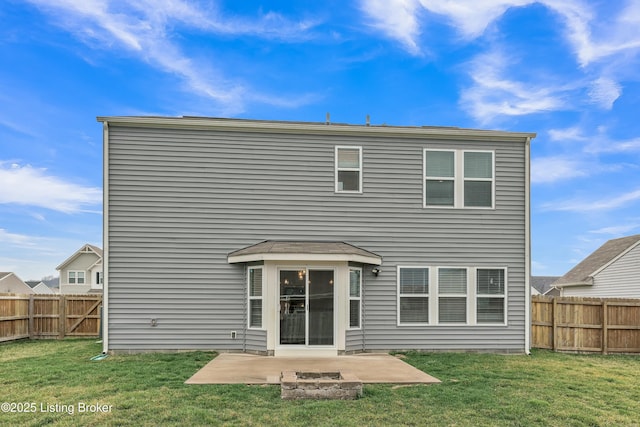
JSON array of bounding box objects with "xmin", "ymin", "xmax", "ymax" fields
[
  {"xmin": 100, "ymin": 116, "xmax": 535, "ymax": 355},
  {"xmin": 531, "ymin": 276, "xmax": 560, "ymax": 296},
  {"xmin": 25, "ymin": 281, "xmax": 56, "ymax": 294},
  {"xmin": 56, "ymin": 244, "xmax": 103, "ymax": 294},
  {"xmin": 553, "ymin": 234, "xmax": 640, "ymax": 298},
  {"xmin": 0, "ymin": 272, "xmax": 34, "ymax": 294}
]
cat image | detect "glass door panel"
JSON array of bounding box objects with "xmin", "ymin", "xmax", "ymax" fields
[
  {"xmin": 279, "ymin": 270, "xmax": 306, "ymax": 345},
  {"xmin": 308, "ymin": 270, "xmax": 334, "ymax": 346}
]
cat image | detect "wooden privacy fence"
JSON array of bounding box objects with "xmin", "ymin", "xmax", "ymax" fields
[
  {"xmin": 0, "ymin": 294, "xmax": 102, "ymax": 342},
  {"xmin": 531, "ymin": 295, "xmax": 640, "ymax": 354}
]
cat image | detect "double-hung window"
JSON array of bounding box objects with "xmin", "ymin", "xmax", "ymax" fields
[
  {"xmin": 398, "ymin": 267, "xmax": 429, "ymax": 324},
  {"xmin": 438, "ymin": 268, "xmax": 467, "ymax": 323},
  {"xmin": 424, "ymin": 149, "xmax": 494, "ymax": 208},
  {"xmin": 464, "ymin": 152, "xmax": 494, "ymax": 207},
  {"xmin": 248, "ymin": 267, "xmax": 263, "ymax": 329},
  {"xmin": 348, "ymin": 268, "xmax": 362, "ymax": 329},
  {"xmin": 476, "ymin": 269, "xmax": 505, "ymax": 324},
  {"xmin": 68, "ymin": 271, "xmax": 85, "ymax": 284},
  {"xmin": 335, "ymin": 146, "xmax": 362, "ymax": 193},
  {"xmin": 398, "ymin": 266, "xmax": 507, "ymax": 325},
  {"xmin": 424, "ymin": 150, "xmax": 455, "ymax": 206}
]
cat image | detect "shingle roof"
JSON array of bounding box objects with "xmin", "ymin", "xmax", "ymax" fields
[
  {"xmin": 553, "ymin": 234, "xmax": 640, "ymax": 286},
  {"xmin": 228, "ymin": 240, "xmax": 382, "ymax": 264},
  {"xmin": 531, "ymin": 276, "xmax": 561, "ymax": 294}
]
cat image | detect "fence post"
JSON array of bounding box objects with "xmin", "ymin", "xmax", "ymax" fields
[
  {"xmin": 58, "ymin": 295, "xmax": 66, "ymax": 339},
  {"xmin": 28, "ymin": 295, "xmax": 35, "ymax": 339},
  {"xmin": 602, "ymin": 300, "xmax": 608, "ymax": 355},
  {"xmin": 552, "ymin": 298, "xmax": 557, "ymax": 350}
]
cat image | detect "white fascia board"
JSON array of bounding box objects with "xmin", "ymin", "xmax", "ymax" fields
[
  {"xmin": 228, "ymin": 253, "xmax": 382, "ymax": 265},
  {"xmin": 97, "ymin": 116, "xmax": 536, "ymax": 142}
]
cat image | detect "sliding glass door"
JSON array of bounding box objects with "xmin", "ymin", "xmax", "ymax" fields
[{"xmin": 279, "ymin": 269, "xmax": 334, "ymax": 346}]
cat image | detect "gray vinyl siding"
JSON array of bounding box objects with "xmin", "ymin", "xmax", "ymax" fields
[
  {"xmin": 106, "ymin": 123, "xmax": 528, "ymax": 352},
  {"xmin": 564, "ymin": 244, "xmax": 640, "ymax": 298},
  {"xmin": 245, "ymin": 329, "xmax": 267, "ymax": 353}
]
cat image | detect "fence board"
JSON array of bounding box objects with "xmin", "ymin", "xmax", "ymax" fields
[
  {"xmin": 0, "ymin": 294, "xmax": 102, "ymax": 342},
  {"xmin": 532, "ymin": 295, "xmax": 640, "ymax": 354}
]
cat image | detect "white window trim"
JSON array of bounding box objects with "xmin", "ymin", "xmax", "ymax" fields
[
  {"xmin": 348, "ymin": 267, "xmax": 362, "ymax": 330},
  {"xmin": 424, "ymin": 149, "xmax": 495, "ymax": 209},
  {"xmin": 397, "ymin": 266, "xmax": 508, "ymax": 326},
  {"xmin": 247, "ymin": 266, "xmax": 265, "ymax": 330},
  {"xmin": 335, "ymin": 146, "xmax": 363, "ymax": 194},
  {"xmin": 68, "ymin": 270, "xmax": 85, "ymax": 285},
  {"xmin": 397, "ymin": 266, "xmax": 430, "ymax": 326}
]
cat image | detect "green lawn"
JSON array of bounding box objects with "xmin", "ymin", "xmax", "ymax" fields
[{"xmin": 1, "ymin": 340, "xmax": 639, "ymax": 426}]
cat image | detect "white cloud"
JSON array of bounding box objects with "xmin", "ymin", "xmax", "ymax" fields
[
  {"xmin": 589, "ymin": 223, "xmax": 640, "ymax": 235},
  {"xmin": 587, "ymin": 77, "xmax": 622, "ymax": 109},
  {"xmin": 417, "ymin": 0, "xmax": 532, "ymax": 38},
  {"xmin": 548, "ymin": 0, "xmax": 640, "ymax": 66},
  {"xmin": 542, "ymin": 188, "xmax": 640, "ymax": 212},
  {"xmin": 460, "ymin": 50, "xmax": 567, "ymax": 123},
  {"xmin": 548, "ymin": 125, "xmax": 640, "ymax": 154},
  {"xmin": 26, "ymin": 0, "xmax": 319, "ymax": 114},
  {"xmin": 586, "ymin": 136, "xmax": 640, "ymax": 154},
  {"xmin": 548, "ymin": 126, "xmax": 588, "ymax": 142},
  {"xmin": 0, "ymin": 228, "xmax": 34, "ymax": 247},
  {"xmin": 359, "ymin": 0, "xmax": 422, "ymax": 55},
  {"xmin": 361, "ymin": 1, "xmax": 640, "ymax": 66},
  {"xmin": 531, "ymin": 156, "xmax": 588, "ymax": 184},
  {"xmin": 0, "ymin": 162, "xmax": 101, "ymax": 213}
]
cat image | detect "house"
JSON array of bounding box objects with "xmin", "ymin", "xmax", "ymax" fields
[
  {"xmin": 552, "ymin": 234, "xmax": 640, "ymax": 298},
  {"xmin": 56, "ymin": 244, "xmax": 103, "ymax": 294},
  {"xmin": 99, "ymin": 116, "xmax": 535, "ymax": 355},
  {"xmin": 0, "ymin": 272, "xmax": 34, "ymax": 294},
  {"xmin": 25, "ymin": 280, "xmax": 56, "ymax": 294},
  {"xmin": 530, "ymin": 276, "xmax": 560, "ymax": 296}
]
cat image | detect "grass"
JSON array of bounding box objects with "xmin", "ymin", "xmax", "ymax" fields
[{"xmin": 1, "ymin": 340, "xmax": 640, "ymax": 426}]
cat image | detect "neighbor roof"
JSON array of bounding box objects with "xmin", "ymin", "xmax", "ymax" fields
[
  {"xmin": 228, "ymin": 241, "xmax": 382, "ymax": 265},
  {"xmin": 531, "ymin": 276, "xmax": 561, "ymax": 294},
  {"xmin": 25, "ymin": 281, "xmax": 44, "ymax": 288},
  {"xmin": 553, "ymin": 234, "xmax": 640, "ymax": 287},
  {"xmin": 56, "ymin": 244, "xmax": 103, "ymax": 271}
]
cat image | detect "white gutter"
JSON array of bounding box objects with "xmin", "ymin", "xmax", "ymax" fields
[{"xmin": 101, "ymin": 120, "xmax": 109, "ymax": 354}]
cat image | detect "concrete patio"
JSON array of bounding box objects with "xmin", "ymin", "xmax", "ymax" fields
[{"xmin": 185, "ymin": 353, "xmax": 441, "ymax": 385}]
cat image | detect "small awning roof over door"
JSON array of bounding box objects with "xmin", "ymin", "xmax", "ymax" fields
[{"xmin": 227, "ymin": 241, "xmax": 382, "ymax": 265}]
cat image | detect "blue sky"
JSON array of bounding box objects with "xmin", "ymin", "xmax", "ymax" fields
[{"xmin": 1, "ymin": 1, "xmax": 639, "ymax": 280}]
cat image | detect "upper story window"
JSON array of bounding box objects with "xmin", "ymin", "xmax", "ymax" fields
[
  {"xmin": 335, "ymin": 146, "xmax": 362, "ymax": 193},
  {"xmin": 424, "ymin": 149, "xmax": 494, "ymax": 209},
  {"xmin": 68, "ymin": 271, "xmax": 85, "ymax": 284}
]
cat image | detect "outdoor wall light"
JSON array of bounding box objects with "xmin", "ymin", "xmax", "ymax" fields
[{"xmin": 372, "ymin": 267, "xmax": 381, "ymax": 276}]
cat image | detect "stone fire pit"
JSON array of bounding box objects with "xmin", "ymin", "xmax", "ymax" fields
[{"xmin": 280, "ymin": 370, "xmax": 363, "ymax": 400}]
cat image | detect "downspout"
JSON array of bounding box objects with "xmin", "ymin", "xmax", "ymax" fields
[
  {"xmin": 362, "ymin": 268, "xmax": 366, "ymax": 353},
  {"xmin": 524, "ymin": 136, "xmax": 531, "ymax": 355},
  {"xmin": 101, "ymin": 120, "xmax": 110, "ymax": 354},
  {"xmin": 243, "ymin": 266, "xmax": 247, "ymax": 353}
]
